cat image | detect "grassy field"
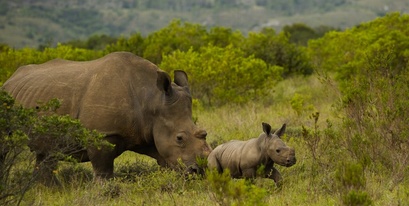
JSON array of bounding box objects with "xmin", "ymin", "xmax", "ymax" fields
[{"xmin": 16, "ymin": 74, "xmax": 408, "ymax": 205}]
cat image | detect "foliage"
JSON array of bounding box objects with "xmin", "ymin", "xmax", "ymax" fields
[
  {"xmin": 204, "ymin": 26, "xmax": 244, "ymax": 48},
  {"xmin": 160, "ymin": 45, "xmax": 283, "ymax": 106},
  {"xmin": 283, "ymin": 23, "xmax": 337, "ymax": 46},
  {"xmin": 0, "ymin": 45, "xmax": 102, "ymax": 85},
  {"xmin": 242, "ymin": 28, "xmax": 313, "ymax": 77},
  {"xmin": 142, "ymin": 19, "xmax": 208, "ymax": 64},
  {"xmin": 63, "ymin": 34, "xmax": 118, "ymax": 50},
  {"xmin": 290, "ymin": 93, "xmax": 315, "ymax": 116},
  {"xmin": 206, "ymin": 169, "xmax": 268, "ymax": 206},
  {"xmin": 309, "ymin": 12, "xmax": 409, "ymax": 189},
  {"xmin": 0, "ymin": 91, "xmax": 108, "ymax": 205},
  {"xmin": 335, "ymin": 162, "xmax": 373, "ymax": 206},
  {"xmin": 2, "ymin": 0, "xmax": 408, "ymax": 49},
  {"xmin": 103, "ymin": 33, "xmax": 145, "ymax": 56}
]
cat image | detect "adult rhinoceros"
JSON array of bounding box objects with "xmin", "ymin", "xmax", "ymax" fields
[{"xmin": 2, "ymin": 52, "xmax": 212, "ymax": 182}]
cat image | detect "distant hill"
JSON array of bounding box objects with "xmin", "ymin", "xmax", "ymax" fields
[{"xmin": 1, "ymin": 0, "xmax": 408, "ymax": 48}]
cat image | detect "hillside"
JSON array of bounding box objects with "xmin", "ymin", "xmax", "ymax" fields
[{"xmin": 0, "ymin": 0, "xmax": 408, "ymax": 48}]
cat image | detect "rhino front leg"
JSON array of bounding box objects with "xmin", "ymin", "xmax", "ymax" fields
[
  {"xmin": 89, "ymin": 135, "xmax": 125, "ymax": 179},
  {"xmin": 270, "ymin": 167, "xmax": 283, "ymax": 187},
  {"xmin": 33, "ymin": 153, "xmax": 60, "ymax": 186}
]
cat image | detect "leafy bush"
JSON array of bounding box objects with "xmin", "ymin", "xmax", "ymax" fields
[
  {"xmin": 142, "ymin": 19, "xmax": 207, "ymax": 64},
  {"xmin": 160, "ymin": 45, "xmax": 283, "ymax": 106},
  {"xmin": 0, "ymin": 91, "xmax": 107, "ymax": 205},
  {"xmin": 242, "ymin": 28, "xmax": 313, "ymax": 77},
  {"xmin": 309, "ymin": 12, "xmax": 409, "ymax": 188},
  {"xmin": 206, "ymin": 169, "xmax": 268, "ymax": 206},
  {"xmin": 335, "ymin": 162, "xmax": 372, "ymax": 206}
]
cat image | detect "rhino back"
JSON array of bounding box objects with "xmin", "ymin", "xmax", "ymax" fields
[
  {"xmin": 3, "ymin": 52, "xmax": 159, "ymax": 139},
  {"xmin": 209, "ymin": 138, "xmax": 264, "ymax": 177}
]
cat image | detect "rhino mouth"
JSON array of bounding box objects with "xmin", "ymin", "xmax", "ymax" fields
[
  {"xmin": 284, "ymin": 157, "xmax": 296, "ymax": 167},
  {"xmin": 186, "ymin": 164, "xmax": 204, "ymax": 175}
]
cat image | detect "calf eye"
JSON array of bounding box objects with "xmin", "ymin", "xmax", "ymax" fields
[
  {"xmin": 276, "ymin": 149, "xmax": 281, "ymax": 153},
  {"xmin": 177, "ymin": 135, "xmax": 183, "ymax": 142}
]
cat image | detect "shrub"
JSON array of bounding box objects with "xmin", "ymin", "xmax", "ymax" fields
[
  {"xmin": 242, "ymin": 28, "xmax": 313, "ymax": 77},
  {"xmin": 0, "ymin": 91, "xmax": 107, "ymax": 205},
  {"xmin": 309, "ymin": 12, "xmax": 409, "ymax": 189},
  {"xmin": 160, "ymin": 45, "xmax": 283, "ymax": 106},
  {"xmin": 206, "ymin": 169, "xmax": 268, "ymax": 206}
]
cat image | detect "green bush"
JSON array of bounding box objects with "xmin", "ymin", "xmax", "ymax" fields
[
  {"xmin": 142, "ymin": 19, "xmax": 207, "ymax": 64},
  {"xmin": 309, "ymin": 12, "xmax": 409, "ymax": 188},
  {"xmin": 206, "ymin": 169, "xmax": 268, "ymax": 206},
  {"xmin": 0, "ymin": 91, "xmax": 107, "ymax": 205},
  {"xmin": 160, "ymin": 45, "xmax": 283, "ymax": 106},
  {"xmin": 242, "ymin": 28, "xmax": 313, "ymax": 77},
  {"xmin": 335, "ymin": 162, "xmax": 372, "ymax": 205}
]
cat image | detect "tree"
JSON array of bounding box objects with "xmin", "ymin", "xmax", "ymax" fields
[
  {"xmin": 242, "ymin": 28, "xmax": 313, "ymax": 77},
  {"xmin": 142, "ymin": 19, "xmax": 207, "ymax": 64}
]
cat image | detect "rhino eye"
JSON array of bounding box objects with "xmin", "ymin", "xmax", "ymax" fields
[
  {"xmin": 177, "ymin": 135, "xmax": 183, "ymax": 142},
  {"xmin": 176, "ymin": 134, "xmax": 185, "ymax": 145},
  {"xmin": 276, "ymin": 149, "xmax": 281, "ymax": 154}
]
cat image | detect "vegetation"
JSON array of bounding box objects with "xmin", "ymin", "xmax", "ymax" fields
[
  {"xmin": 1, "ymin": 0, "xmax": 408, "ymax": 48},
  {"xmin": 0, "ymin": 12, "xmax": 408, "ymax": 205}
]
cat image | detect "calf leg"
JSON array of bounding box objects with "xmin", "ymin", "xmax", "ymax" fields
[{"xmin": 266, "ymin": 166, "xmax": 283, "ymax": 187}]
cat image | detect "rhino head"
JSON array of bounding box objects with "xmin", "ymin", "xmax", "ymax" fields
[
  {"xmin": 262, "ymin": 123, "xmax": 296, "ymax": 167},
  {"xmin": 152, "ymin": 70, "xmax": 212, "ymax": 173}
]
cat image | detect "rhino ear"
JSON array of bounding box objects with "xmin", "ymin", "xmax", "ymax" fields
[
  {"xmin": 174, "ymin": 70, "xmax": 189, "ymax": 88},
  {"xmin": 262, "ymin": 122, "xmax": 272, "ymax": 136},
  {"xmin": 274, "ymin": 123, "xmax": 287, "ymax": 138},
  {"xmin": 157, "ymin": 71, "xmax": 172, "ymax": 95}
]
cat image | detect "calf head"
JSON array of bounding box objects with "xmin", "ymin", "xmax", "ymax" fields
[
  {"xmin": 153, "ymin": 70, "xmax": 212, "ymax": 173},
  {"xmin": 262, "ymin": 122, "xmax": 296, "ymax": 167}
]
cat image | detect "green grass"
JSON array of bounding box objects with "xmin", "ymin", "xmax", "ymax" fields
[{"xmin": 14, "ymin": 74, "xmax": 409, "ymax": 205}]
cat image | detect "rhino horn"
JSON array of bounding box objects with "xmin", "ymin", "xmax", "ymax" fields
[{"xmin": 274, "ymin": 123, "xmax": 287, "ymax": 138}]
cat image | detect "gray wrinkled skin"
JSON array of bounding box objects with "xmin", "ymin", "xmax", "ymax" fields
[
  {"xmin": 2, "ymin": 52, "xmax": 212, "ymax": 184},
  {"xmin": 207, "ymin": 123, "xmax": 296, "ymax": 186}
]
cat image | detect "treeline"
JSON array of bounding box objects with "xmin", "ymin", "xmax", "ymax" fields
[{"xmin": 1, "ymin": 20, "xmax": 333, "ymax": 106}]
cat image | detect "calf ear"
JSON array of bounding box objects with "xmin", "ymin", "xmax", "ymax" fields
[
  {"xmin": 274, "ymin": 124, "xmax": 287, "ymax": 138},
  {"xmin": 157, "ymin": 71, "xmax": 172, "ymax": 95},
  {"xmin": 174, "ymin": 70, "xmax": 189, "ymax": 88},
  {"xmin": 262, "ymin": 122, "xmax": 272, "ymax": 136}
]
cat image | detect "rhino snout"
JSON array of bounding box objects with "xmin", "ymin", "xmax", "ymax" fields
[
  {"xmin": 285, "ymin": 149, "xmax": 296, "ymax": 167},
  {"xmin": 285, "ymin": 156, "xmax": 296, "ymax": 167},
  {"xmin": 187, "ymin": 164, "xmax": 204, "ymax": 175}
]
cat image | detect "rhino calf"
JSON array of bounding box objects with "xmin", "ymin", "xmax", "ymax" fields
[{"xmin": 207, "ymin": 123, "xmax": 296, "ymax": 186}]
